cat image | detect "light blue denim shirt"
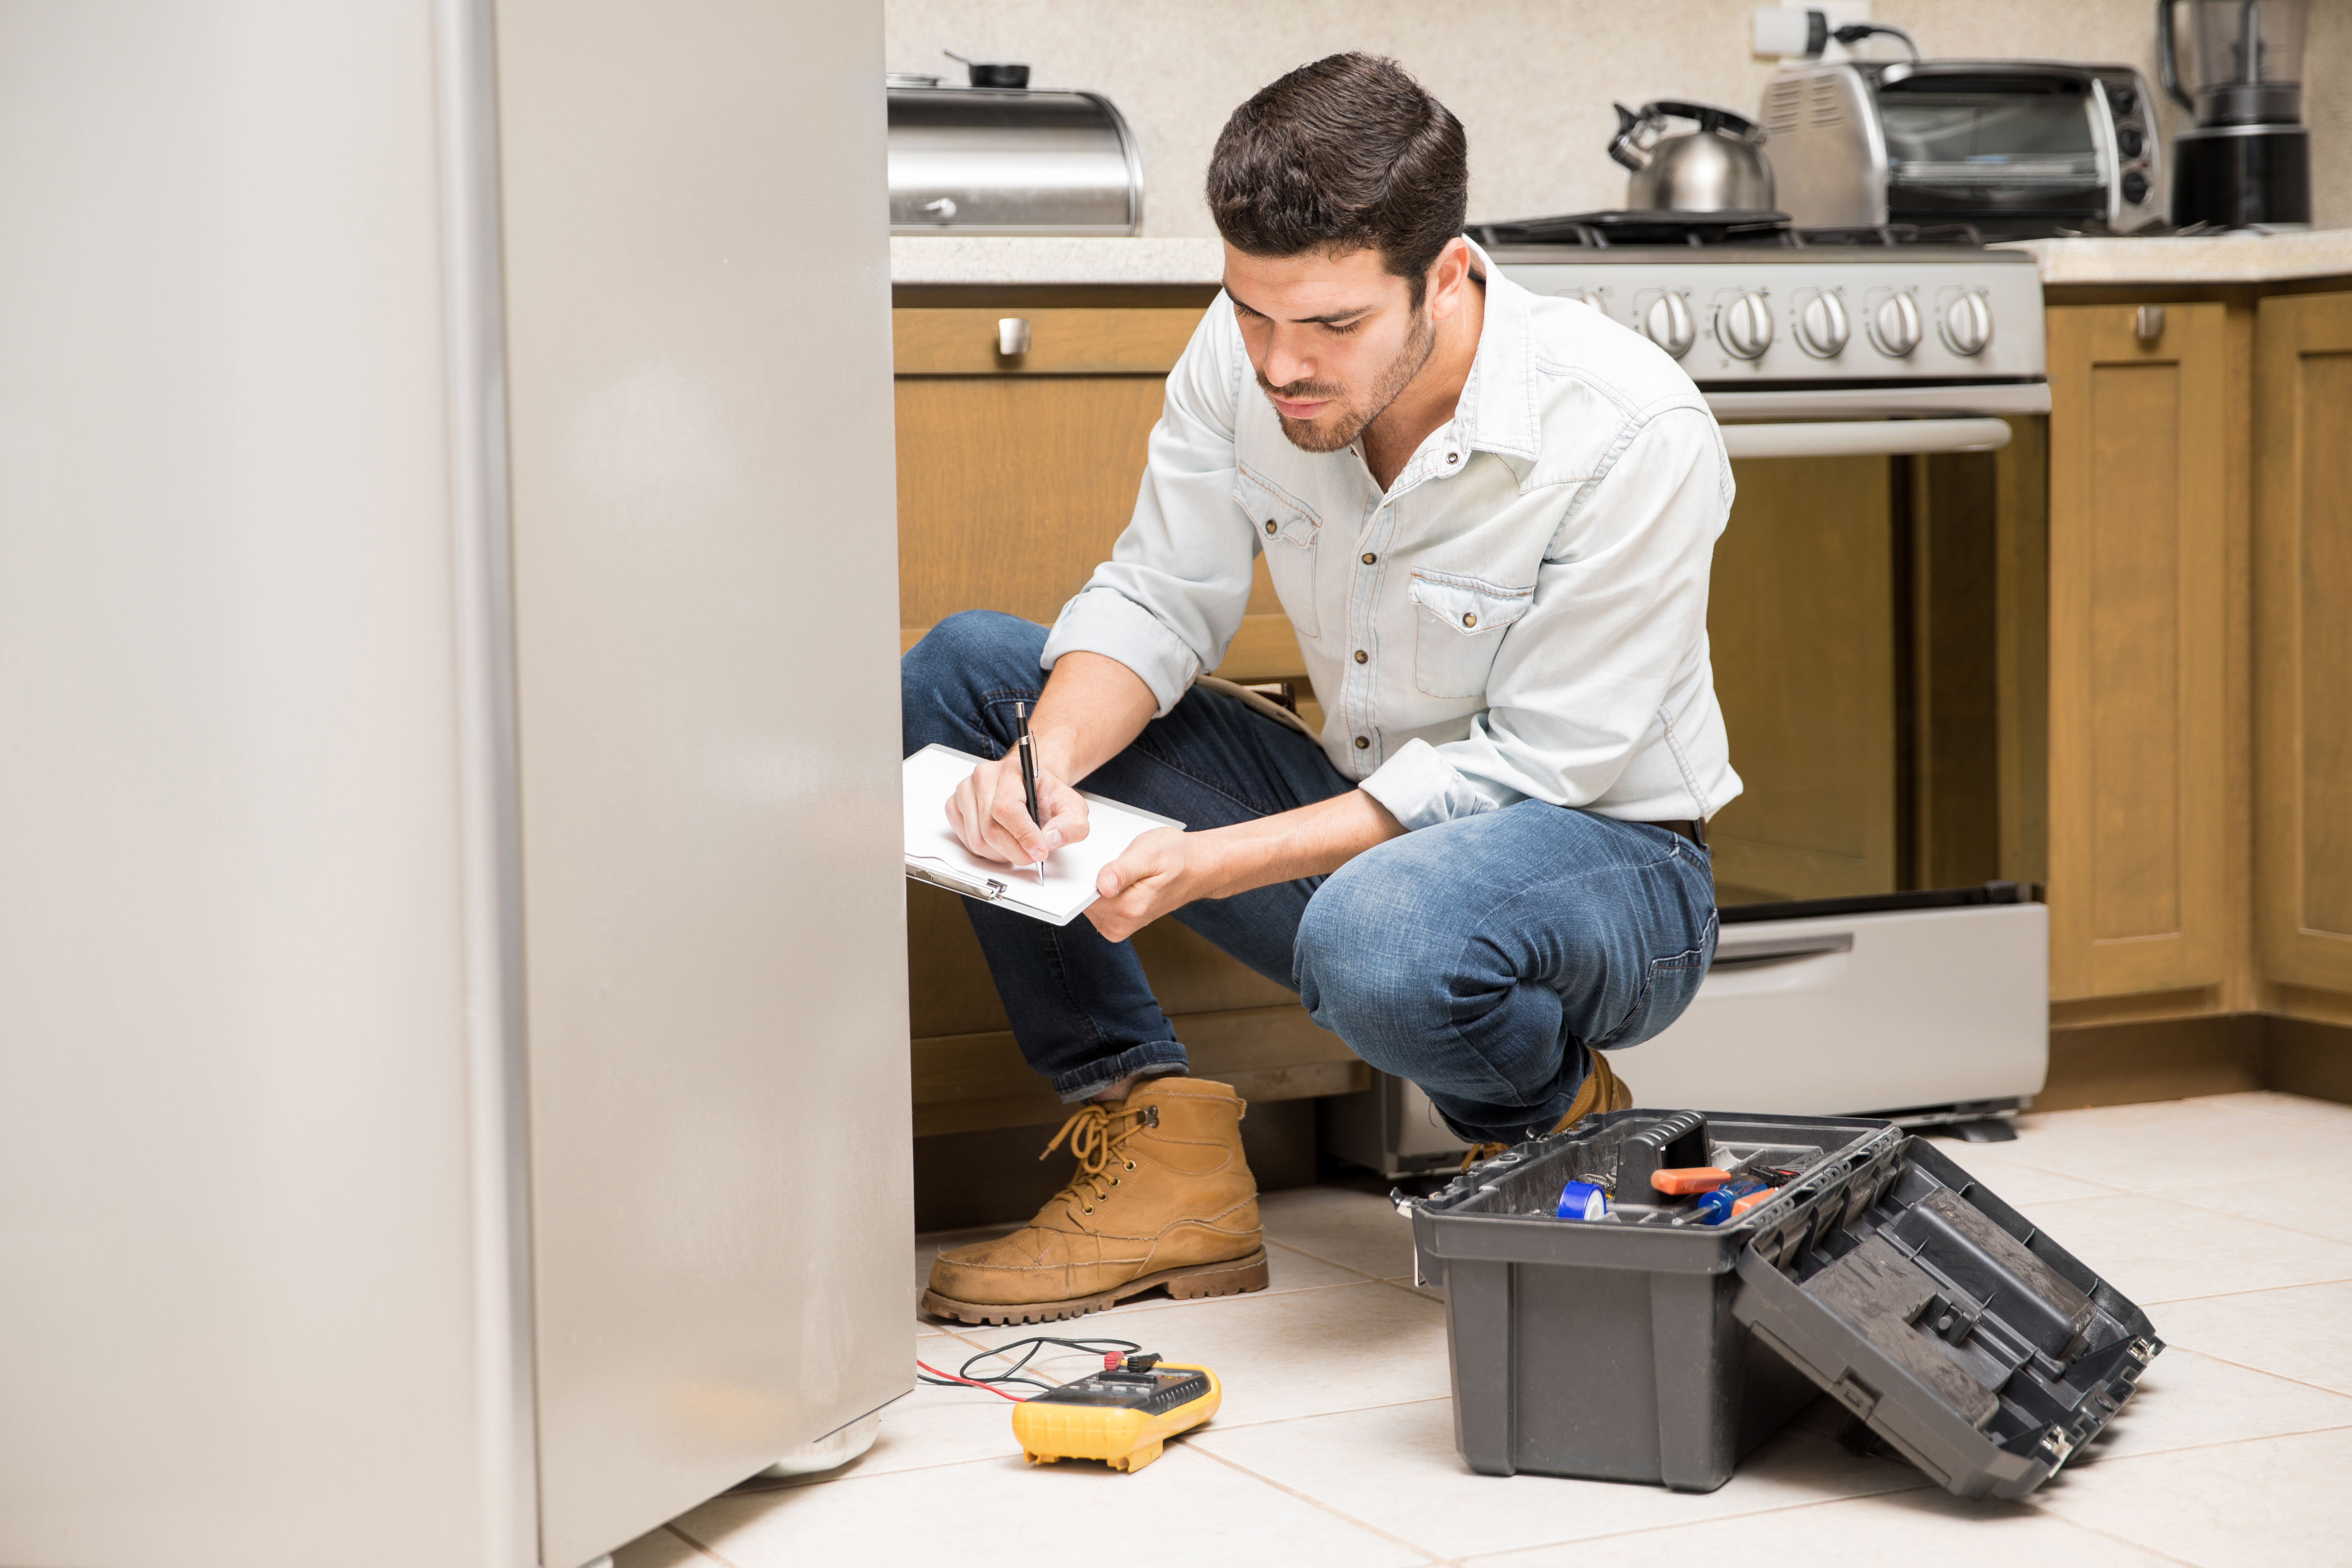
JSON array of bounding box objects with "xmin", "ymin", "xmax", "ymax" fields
[{"xmin": 1040, "ymin": 243, "xmax": 1742, "ymax": 831}]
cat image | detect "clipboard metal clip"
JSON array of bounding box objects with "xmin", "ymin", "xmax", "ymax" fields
[{"xmin": 906, "ymin": 856, "xmax": 1008, "ymax": 902}]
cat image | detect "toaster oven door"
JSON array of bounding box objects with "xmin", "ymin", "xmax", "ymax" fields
[{"xmin": 1875, "ymin": 74, "xmax": 2107, "ymax": 236}]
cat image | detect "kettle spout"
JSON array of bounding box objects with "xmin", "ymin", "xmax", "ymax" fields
[{"xmin": 1607, "ymin": 102, "xmax": 1652, "ymax": 172}]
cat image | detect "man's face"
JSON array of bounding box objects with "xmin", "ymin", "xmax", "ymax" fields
[{"xmin": 1222, "ymin": 243, "xmax": 1435, "ymax": 454}]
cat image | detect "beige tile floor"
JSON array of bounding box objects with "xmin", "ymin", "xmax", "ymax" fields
[{"xmin": 616, "ymin": 1092, "xmax": 2352, "ymax": 1568}]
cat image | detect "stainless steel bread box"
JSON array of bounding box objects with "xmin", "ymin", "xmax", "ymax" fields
[{"xmin": 888, "ymin": 83, "xmax": 1142, "ymax": 235}]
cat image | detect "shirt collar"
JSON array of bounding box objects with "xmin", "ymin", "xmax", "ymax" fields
[{"xmin": 1443, "ymin": 237, "xmax": 1542, "ymax": 469}]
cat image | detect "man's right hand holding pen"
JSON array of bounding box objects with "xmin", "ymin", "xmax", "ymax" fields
[{"xmin": 944, "ymin": 651, "xmax": 1156, "ymax": 872}]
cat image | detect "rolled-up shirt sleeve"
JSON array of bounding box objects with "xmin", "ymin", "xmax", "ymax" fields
[
  {"xmin": 1359, "ymin": 406, "xmax": 1731, "ymax": 829},
  {"xmin": 1040, "ymin": 299, "xmax": 1258, "ymax": 716}
]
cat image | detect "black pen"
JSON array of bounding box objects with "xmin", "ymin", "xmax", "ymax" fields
[{"xmin": 1015, "ymin": 701, "xmax": 1045, "ymax": 884}]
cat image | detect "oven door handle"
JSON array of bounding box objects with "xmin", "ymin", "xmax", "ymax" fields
[{"xmin": 1718, "ymin": 417, "xmax": 2013, "ymax": 459}]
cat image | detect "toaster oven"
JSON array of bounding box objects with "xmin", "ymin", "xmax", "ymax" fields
[{"xmin": 1762, "ymin": 60, "xmax": 2165, "ymax": 237}]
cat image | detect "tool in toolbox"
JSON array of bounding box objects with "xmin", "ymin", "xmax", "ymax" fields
[
  {"xmin": 915, "ymin": 1336, "xmax": 1221, "ymax": 1475},
  {"xmin": 1650, "ymin": 1166, "xmax": 1731, "ymax": 1195},
  {"xmin": 1556, "ymin": 1179, "xmax": 1610, "ymax": 1220}
]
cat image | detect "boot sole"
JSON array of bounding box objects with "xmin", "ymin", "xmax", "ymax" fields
[{"xmin": 921, "ymin": 1248, "xmax": 1271, "ymax": 1327}]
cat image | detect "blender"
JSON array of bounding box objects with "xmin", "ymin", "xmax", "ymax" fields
[{"xmin": 2159, "ymin": 0, "xmax": 2312, "ymax": 229}]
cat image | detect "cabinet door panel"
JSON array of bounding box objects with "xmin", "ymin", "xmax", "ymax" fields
[
  {"xmin": 2046, "ymin": 304, "xmax": 2228, "ymax": 999},
  {"xmin": 2256, "ymin": 291, "xmax": 2352, "ymax": 992},
  {"xmin": 893, "ymin": 362, "xmax": 1290, "ymax": 665}
]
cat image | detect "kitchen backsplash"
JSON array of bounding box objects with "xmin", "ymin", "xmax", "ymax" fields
[{"xmin": 886, "ymin": 0, "xmax": 2350, "ymax": 235}]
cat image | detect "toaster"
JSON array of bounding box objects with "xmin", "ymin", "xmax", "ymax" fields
[{"xmin": 1762, "ymin": 60, "xmax": 2165, "ymax": 237}]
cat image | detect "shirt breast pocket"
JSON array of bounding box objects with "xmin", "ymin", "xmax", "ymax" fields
[
  {"xmin": 1409, "ymin": 571, "xmax": 1533, "ymax": 699},
  {"xmin": 1234, "ymin": 467, "xmax": 1321, "ymax": 638}
]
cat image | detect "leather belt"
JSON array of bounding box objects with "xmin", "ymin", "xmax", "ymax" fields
[{"xmin": 1650, "ymin": 818, "xmax": 1709, "ymax": 850}]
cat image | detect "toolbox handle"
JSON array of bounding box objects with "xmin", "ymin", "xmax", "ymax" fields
[{"xmin": 1710, "ymin": 932, "xmax": 1854, "ymax": 967}]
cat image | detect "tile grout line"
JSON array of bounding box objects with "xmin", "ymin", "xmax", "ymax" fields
[
  {"xmin": 2013, "ymin": 1496, "xmax": 2215, "ymax": 1568},
  {"xmin": 1193, "ymin": 1393, "xmax": 1455, "ymax": 1434},
  {"xmin": 2137, "ymin": 1270, "xmax": 2352, "ymax": 1306},
  {"xmin": 2043, "ymin": 1417, "xmax": 2352, "ymax": 1473},
  {"xmin": 2136, "ymin": 1341, "xmax": 2352, "ymax": 1403},
  {"xmin": 1445, "ymin": 1469, "xmax": 1939, "ymax": 1559},
  {"xmin": 1182, "ymin": 1437, "xmax": 1455, "ymax": 1565},
  {"xmin": 1265, "ymin": 1234, "xmax": 1387, "ymax": 1281},
  {"xmin": 661, "ymin": 1522, "xmax": 742, "ymax": 1568}
]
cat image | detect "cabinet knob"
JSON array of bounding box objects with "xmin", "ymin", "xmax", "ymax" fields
[
  {"xmin": 2135, "ymin": 305, "xmax": 2166, "ymax": 343},
  {"xmin": 997, "ymin": 317, "xmax": 1032, "ymax": 356},
  {"xmin": 922, "ymin": 196, "xmax": 957, "ymax": 223}
]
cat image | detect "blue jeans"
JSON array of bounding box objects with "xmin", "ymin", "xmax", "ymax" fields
[{"xmin": 902, "ymin": 611, "xmax": 1720, "ymax": 1145}]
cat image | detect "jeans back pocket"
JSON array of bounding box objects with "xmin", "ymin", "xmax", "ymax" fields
[{"xmin": 1409, "ymin": 570, "xmax": 1532, "ymax": 698}]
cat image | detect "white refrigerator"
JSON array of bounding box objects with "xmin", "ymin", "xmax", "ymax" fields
[{"xmin": 0, "ymin": 3, "xmax": 911, "ymax": 1566}]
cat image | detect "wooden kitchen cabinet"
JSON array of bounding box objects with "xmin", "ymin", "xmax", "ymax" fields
[
  {"xmin": 892, "ymin": 298, "xmax": 1362, "ymax": 1135},
  {"xmin": 2254, "ymin": 290, "xmax": 2352, "ymax": 997},
  {"xmin": 894, "ymin": 304, "xmax": 1308, "ymax": 688},
  {"xmin": 2044, "ymin": 303, "xmax": 2231, "ymax": 1001}
]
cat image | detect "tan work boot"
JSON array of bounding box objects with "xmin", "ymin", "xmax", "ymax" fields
[
  {"xmin": 922, "ymin": 1077, "xmax": 1268, "ymax": 1326},
  {"xmin": 1459, "ymin": 1050, "xmax": 1634, "ymax": 1168}
]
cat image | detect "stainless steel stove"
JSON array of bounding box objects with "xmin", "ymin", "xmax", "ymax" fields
[
  {"xmin": 1329, "ymin": 210, "xmax": 2054, "ymax": 1178},
  {"xmin": 1469, "ymin": 210, "xmax": 2048, "ymax": 455}
]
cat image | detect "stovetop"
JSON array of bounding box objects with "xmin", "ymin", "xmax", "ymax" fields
[{"xmin": 1468, "ymin": 209, "xmax": 1993, "ymax": 251}]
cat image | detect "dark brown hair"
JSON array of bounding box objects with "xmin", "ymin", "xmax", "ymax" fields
[{"xmin": 1206, "ymin": 54, "xmax": 1468, "ymax": 307}]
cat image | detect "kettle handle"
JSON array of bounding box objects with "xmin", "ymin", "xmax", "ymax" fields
[
  {"xmin": 1607, "ymin": 102, "xmax": 1649, "ymax": 172},
  {"xmin": 1645, "ymin": 100, "xmax": 1764, "ymax": 142},
  {"xmin": 2155, "ymin": 0, "xmax": 2193, "ymax": 111}
]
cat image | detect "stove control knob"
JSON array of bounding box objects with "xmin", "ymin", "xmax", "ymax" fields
[
  {"xmin": 1941, "ymin": 290, "xmax": 1994, "ymax": 356},
  {"xmin": 1555, "ymin": 288, "xmax": 1607, "ymax": 313},
  {"xmin": 1868, "ymin": 291, "xmax": 1923, "ymax": 358},
  {"xmin": 1717, "ymin": 292, "xmax": 1774, "ymax": 359},
  {"xmin": 1794, "ymin": 290, "xmax": 1849, "ymax": 358},
  {"xmin": 1641, "ymin": 292, "xmax": 1696, "ymax": 359}
]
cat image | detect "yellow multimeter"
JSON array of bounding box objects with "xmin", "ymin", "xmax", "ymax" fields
[{"xmin": 1010, "ymin": 1353, "xmax": 1221, "ymax": 1474}]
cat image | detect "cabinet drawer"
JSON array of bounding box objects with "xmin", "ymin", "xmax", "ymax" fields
[{"xmin": 894, "ymin": 307, "xmax": 1201, "ymax": 375}]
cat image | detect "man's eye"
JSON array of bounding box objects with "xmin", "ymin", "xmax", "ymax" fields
[{"xmin": 1325, "ymin": 319, "xmax": 1364, "ymax": 336}]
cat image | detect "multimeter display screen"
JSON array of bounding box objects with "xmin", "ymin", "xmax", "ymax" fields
[{"xmin": 1031, "ymin": 1370, "xmax": 1212, "ymax": 1414}]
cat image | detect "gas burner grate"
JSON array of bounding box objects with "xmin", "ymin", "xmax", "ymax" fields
[
  {"xmin": 1469, "ymin": 211, "xmax": 1987, "ymax": 250},
  {"xmin": 1470, "ymin": 210, "xmax": 1792, "ymax": 248},
  {"xmin": 1791, "ymin": 221, "xmax": 1987, "ymax": 248}
]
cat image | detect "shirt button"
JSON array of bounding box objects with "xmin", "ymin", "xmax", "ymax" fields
[
  {"xmin": 1264, "ymin": 519, "xmax": 1277, "ymax": 534},
  {"xmin": 1463, "ymin": 612, "xmax": 1477, "ymax": 627},
  {"xmin": 1354, "ymin": 735, "xmax": 1370, "ymax": 750},
  {"xmin": 1361, "ymin": 552, "xmax": 1377, "ymax": 566},
  {"xmin": 1354, "ymin": 649, "xmax": 1368, "ymax": 664},
  {"xmin": 1446, "ymin": 452, "xmax": 1460, "ymax": 465}
]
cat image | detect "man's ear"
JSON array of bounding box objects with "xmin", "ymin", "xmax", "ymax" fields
[{"xmin": 1424, "ymin": 237, "xmax": 1475, "ymax": 322}]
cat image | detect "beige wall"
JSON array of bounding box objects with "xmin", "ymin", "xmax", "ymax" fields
[{"xmin": 887, "ymin": 0, "xmax": 2351, "ymax": 235}]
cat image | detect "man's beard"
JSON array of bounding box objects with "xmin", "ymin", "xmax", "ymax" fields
[{"xmin": 1259, "ymin": 305, "xmax": 1437, "ymax": 455}]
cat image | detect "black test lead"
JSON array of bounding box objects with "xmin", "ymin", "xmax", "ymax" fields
[{"xmin": 1015, "ymin": 700, "xmax": 1045, "ymax": 884}]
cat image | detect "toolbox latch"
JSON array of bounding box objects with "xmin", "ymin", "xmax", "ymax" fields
[{"xmin": 1831, "ymin": 1371, "xmax": 1880, "ymax": 1419}]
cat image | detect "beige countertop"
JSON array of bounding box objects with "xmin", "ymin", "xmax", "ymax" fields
[
  {"xmin": 890, "ymin": 237, "xmax": 1224, "ymax": 287},
  {"xmin": 893, "ymin": 231, "xmax": 2352, "ymax": 290},
  {"xmin": 1999, "ymin": 229, "xmax": 2352, "ymax": 285}
]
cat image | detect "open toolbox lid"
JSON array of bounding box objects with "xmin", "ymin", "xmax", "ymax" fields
[{"xmin": 1731, "ymin": 1136, "xmax": 2164, "ymax": 1499}]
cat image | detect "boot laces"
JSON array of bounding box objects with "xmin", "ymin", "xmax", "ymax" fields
[{"xmin": 1038, "ymin": 1102, "xmax": 1154, "ymax": 1211}]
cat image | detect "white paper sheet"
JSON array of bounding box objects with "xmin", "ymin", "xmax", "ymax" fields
[{"xmin": 902, "ymin": 743, "xmax": 1185, "ymax": 926}]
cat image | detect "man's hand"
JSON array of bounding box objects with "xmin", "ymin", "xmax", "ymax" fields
[
  {"xmin": 1086, "ymin": 788, "xmax": 1409, "ymax": 943},
  {"xmin": 1086, "ymin": 826, "xmax": 1208, "ymax": 943},
  {"xmin": 947, "ymin": 751, "xmax": 1090, "ymax": 869}
]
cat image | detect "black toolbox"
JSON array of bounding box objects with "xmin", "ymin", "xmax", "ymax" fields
[{"xmin": 1409, "ymin": 1108, "xmax": 2162, "ymax": 1498}]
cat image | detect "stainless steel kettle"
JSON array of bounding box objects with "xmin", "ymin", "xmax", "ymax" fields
[{"xmin": 1608, "ymin": 100, "xmax": 1776, "ymax": 212}]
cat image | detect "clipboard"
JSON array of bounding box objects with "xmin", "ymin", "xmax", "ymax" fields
[{"xmin": 903, "ymin": 743, "xmax": 1186, "ymax": 927}]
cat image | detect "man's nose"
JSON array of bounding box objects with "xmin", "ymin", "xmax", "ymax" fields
[{"xmin": 1264, "ymin": 333, "xmax": 1316, "ymax": 391}]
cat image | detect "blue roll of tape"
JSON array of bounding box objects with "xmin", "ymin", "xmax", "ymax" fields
[{"xmin": 1556, "ymin": 1180, "xmax": 1609, "ymax": 1221}]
